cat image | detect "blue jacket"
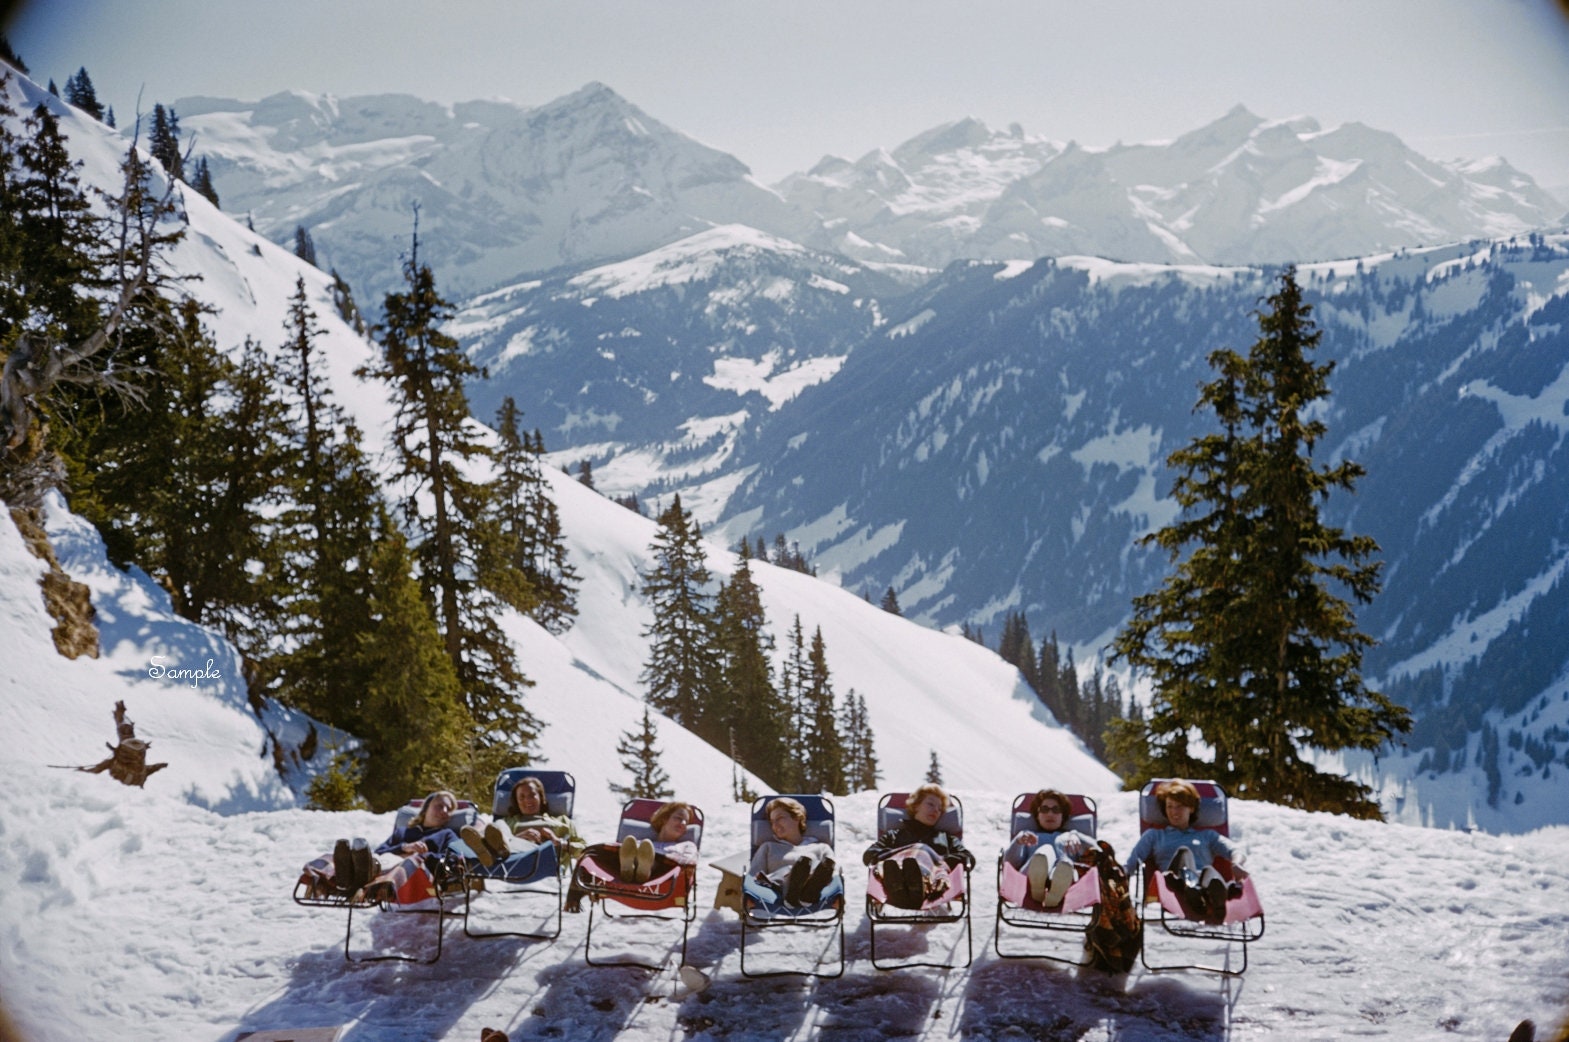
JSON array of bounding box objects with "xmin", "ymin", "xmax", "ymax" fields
[
  {"xmin": 376, "ymin": 823, "xmax": 462, "ymax": 857},
  {"xmin": 1123, "ymin": 826, "xmax": 1242, "ymax": 878}
]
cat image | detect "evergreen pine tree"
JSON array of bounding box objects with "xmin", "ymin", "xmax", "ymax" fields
[
  {"xmin": 1110, "ymin": 268, "xmax": 1411, "ymax": 817},
  {"xmin": 998, "ymin": 610, "xmax": 1040, "ymax": 691},
  {"xmin": 1057, "ymin": 646, "xmax": 1081, "ymax": 732},
  {"xmin": 328, "ymin": 268, "xmax": 363, "ymax": 333},
  {"xmin": 609, "ymin": 707, "xmax": 674, "ymax": 800},
  {"xmin": 802, "ymin": 626, "xmax": 845, "ymax": 794},
  {"xmin": 359, "ymin": 227, "xmax": 539, "ymax": 777},
  {"xmin": 190, "ymin": 157, "xmax": 218, "ymax": 208},
  {"xmin": 148, "ymin": 103, "xmax": 183, "ymax": 180},
  {"xmin": 0, "ymin": 36, "xmax": 28, "ymax": 73},
  {"xmin": 713, "ymin": 554, "xmax": 784, "ymax": 784},
  {"xmin": 2, "ymin": 107, "xmax": 185, "ymax": 506},
  {"xmin": 776, "ymin": 614, "xmax": 809, "ymax": 791},
  {"xmin": 63, "ymin": 67, "xmax": 105, "ymax": 120},
  {"xmin": 838, "ymin": 690, "xmax": 880, "ymax": 793},
  {"xmin": 880, "ymin": 586, "xmax": 902, "ymax": 615},
  {"xmin": 1037, "ymin": 632, "xmax": 1064, "ymax": 721},
  {"xmin": 925, "ymin": 749, "xmax": 943, "ymax": 784},
  {"xmin": 639, "ymin": 493, "xmax": 721, "ymax": 731},
  {"xmin": 354, "ymin": 514, "xmax": 473, "ymax": 811},
  {"xmin": 293, "ymin": 225, "xmax": 316, "ymax": 267},
  {"xmin": 7, "ymin": 102, "xmax": 103, "ymax": 348},
  {"xmin": 491, "ymin": 399, "xmax": 578, "ymax": 633}
]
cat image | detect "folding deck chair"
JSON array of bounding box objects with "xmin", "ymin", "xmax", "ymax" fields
[
  {"xmin": 865, "ymin": 792, "xmax": 973, "ymax": 971},
  {"xmin": 293, "ymin": 797, "xmax": 481, "ymax": 964},
  {"xmin": 572, "ymin": 798, "xmax": 704, "ymax": 969},
  {"xmin": 738, "ymin": 794, "xmax": 846, "ymax": 979},
  {"xmin": 1135, "ymin": 779, "xmax": 1265, "ymax": 976},
  {"xmin": 993, "ymin": 791, "xmax": 1102, "ymax": 964},
  {"xmin": 463, "ymin": 768, "xmax": 576, "ymax": 941}
]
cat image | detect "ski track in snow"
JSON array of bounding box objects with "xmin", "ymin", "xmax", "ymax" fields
[{"xmin": 2, "ymin": 767, "xmax": 1566, "ymax": 1042}]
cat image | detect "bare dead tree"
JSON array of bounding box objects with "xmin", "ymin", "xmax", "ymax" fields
[{"xmin": 0, "ymin": 121, "xmax": 185, "ymax": 456}]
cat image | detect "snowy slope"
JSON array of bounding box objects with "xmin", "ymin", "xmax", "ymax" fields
[
  {"xmin": 2, "ymin": 759, "xmax": 1567, "ymax": 1042},
  {"xmin": 0, "ymin": 68, "xmax": 1115, "ymax": 809}
]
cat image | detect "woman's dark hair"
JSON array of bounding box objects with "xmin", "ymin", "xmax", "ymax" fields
[
  {"xmin": 1029, "ymin": 788, "xmax": 1071, "ymax": 822},
  {"xmin": 511, "ymin": 776, "xmax": 546, "ymax": 813}
]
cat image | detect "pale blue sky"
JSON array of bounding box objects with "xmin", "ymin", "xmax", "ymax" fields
[{"xmin": 8, "ymin": 0, "xmax": 1569, "ymax": 195}]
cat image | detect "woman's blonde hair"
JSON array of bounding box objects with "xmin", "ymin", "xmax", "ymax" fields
[
  {"xmin": 649, "ymin": 800, "xmax": 693, "ymax": 834},
  {"xmin": 511, "ymin": 776, "xmax": 546, "ymax": 813},
  {"xmin": 766, "ymin": 796, "xmax": 808, "ymax": 831},
  {"xmin": 412, "ymin": 789, "xmax": 459, "ymax": 827},
  {"xmin": 907, "ymin": 783, "xmax": 949, "ymax": 819}
]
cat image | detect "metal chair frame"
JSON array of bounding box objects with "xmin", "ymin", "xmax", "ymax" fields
[
  {"xmin": 576, "ymin": 798, "xmax": 705, "ymax": 970},
  {"xmin": 462, "ymin": 769, "xmax": 577, "ymax": 942},
  {"xmin": 992, "ymin": 792, "xmax": 1099, "ymax": 965},
  {"xmin": 1134, "ymin": 779, "xmax": 1266, "ymax": 977},
  {"xmin": 738, "ymin": 794, "xmax": 846, "ymax": 979},
  {"xmin": 865, "ymin": 792, "xmax": 973, "ymax": 972}
]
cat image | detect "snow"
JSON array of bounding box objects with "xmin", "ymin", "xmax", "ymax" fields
[
  {"xmin": 566, "ymin": 226, "xmax": 808, "ymax": 300},
  {"xmin": 5, "ymin": 737, "xmax": 1569, "ymax": 1040},
  {"xmin": 6, "ymin": 65, "xmax": 1569, "ymax": 1042},
  {"xmin": 702, "ymin": 352, "xmax": 848, "ymax": 411}
]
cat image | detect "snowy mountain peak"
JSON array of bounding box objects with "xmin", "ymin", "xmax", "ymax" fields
[{"xmin": 891, "ymin": 115, "xmax": 999, "ymax": 161}]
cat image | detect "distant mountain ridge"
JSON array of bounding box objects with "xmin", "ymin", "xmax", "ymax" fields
[
  {"xmin": 181, "ymin": 83, "xmax": 818, "ymax": 308},
  {"xmin": 785, "ymin": 104, "xmax": 1564, "ymax": 269},
  {"xmin": 181, "ymin": 85, "xmax": 1564, "ymax": 314}
]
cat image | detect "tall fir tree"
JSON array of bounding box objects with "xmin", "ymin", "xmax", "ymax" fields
[
  {"xmin": 1110, "ymin": 268, "xmax": 1411, "ymax": 817},
  {"xmin": 997, "ymin": 610, "xmax": 1039, "ymax": 691},
  {"xmin": 490, "ymin": 399, "xmax": 579, "ymax": 633},
  {"xmin": 639, "ymin": 493, "xmax": 721, "ymax": 731},
  {"xmin": 925, "ymin": 749, "xmax": 943, "ymax": 785},
  {"xmin": 63, "ymin": 68, "xmax": 105, "ymax": 121},
  {"xmin": 802, "ymin": 626, "xmax": 845, "ymax": 794},
  {"xmin": 190, "ymin": 157, "xmax": 218, "ymax": 208},
  {"xmin": 353, "ymin": 512, "xmax": 473, "ymax": 811},
  {"xmin": 148, "ymin": 103, "xmax": 183, "ymax": 181},
  {"xmin": 775, "ymin": 614, "xmax": 810, "ymax": 791},
  {"xmin": 609, "ymin": 707, "xmax": 674, "ymax": 800},
  {"xmin": 713, "ymin": 554, "xmax": 784, "ymax": 784},
  {"xmin": 838, "ymin": 690, "xmax": 880, "ymax": 793},
  {"xmin": 293, "ymin": 225, "xmax": 316, "ymax": 267},
  {"xmin": 360, "ymin": 228, "xmax": 539, "ymax": 779}
]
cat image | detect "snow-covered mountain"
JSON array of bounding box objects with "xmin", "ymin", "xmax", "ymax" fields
[
  {"xmin": 782, "ymin": 106, "xmax": 1564, "ymax": 269},
  {"xmin": 714, "ymin": 242, "xmax": 1569, "ymax": 833},
  {"xmin": 180, "ymin": 83, "xmax": 820, "ymax": 309},
  {"xmin": 181, "ymin": 84, "xmax": 1563, "ymax": 315},
  {"xmin": 449, "ymin": 224, "xmax": 911, "ymax": 515},
  {"xmin": 0, "ymin": 67, "xmax": 1114, "ymax": 820}
]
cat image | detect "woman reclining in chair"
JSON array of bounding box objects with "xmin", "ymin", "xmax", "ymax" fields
[
  {"xmin": 1007, "ymin": 788, "xmax": 1094, "ymax": 907},
  {"xmin": 1123, "ymin": 779, "xmax": 1248, "ymax": 925},
  {"xmin": 460, "ymin": 776, "xmax": 584, "ymax": 869},
  {"xmin": 577, "ymin": 801, "xmax": 699, "ymax": 889},
  {"xmin": 747, "ymin": 797, "xmax": 838, "ymax": 907},
  {"xmin": 318, "ymin": 790, "xmax": 467, "ymax": 904},
  {"xmin": 863, "ymin": 783, "xmax": 974, "ymax": 910}
]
